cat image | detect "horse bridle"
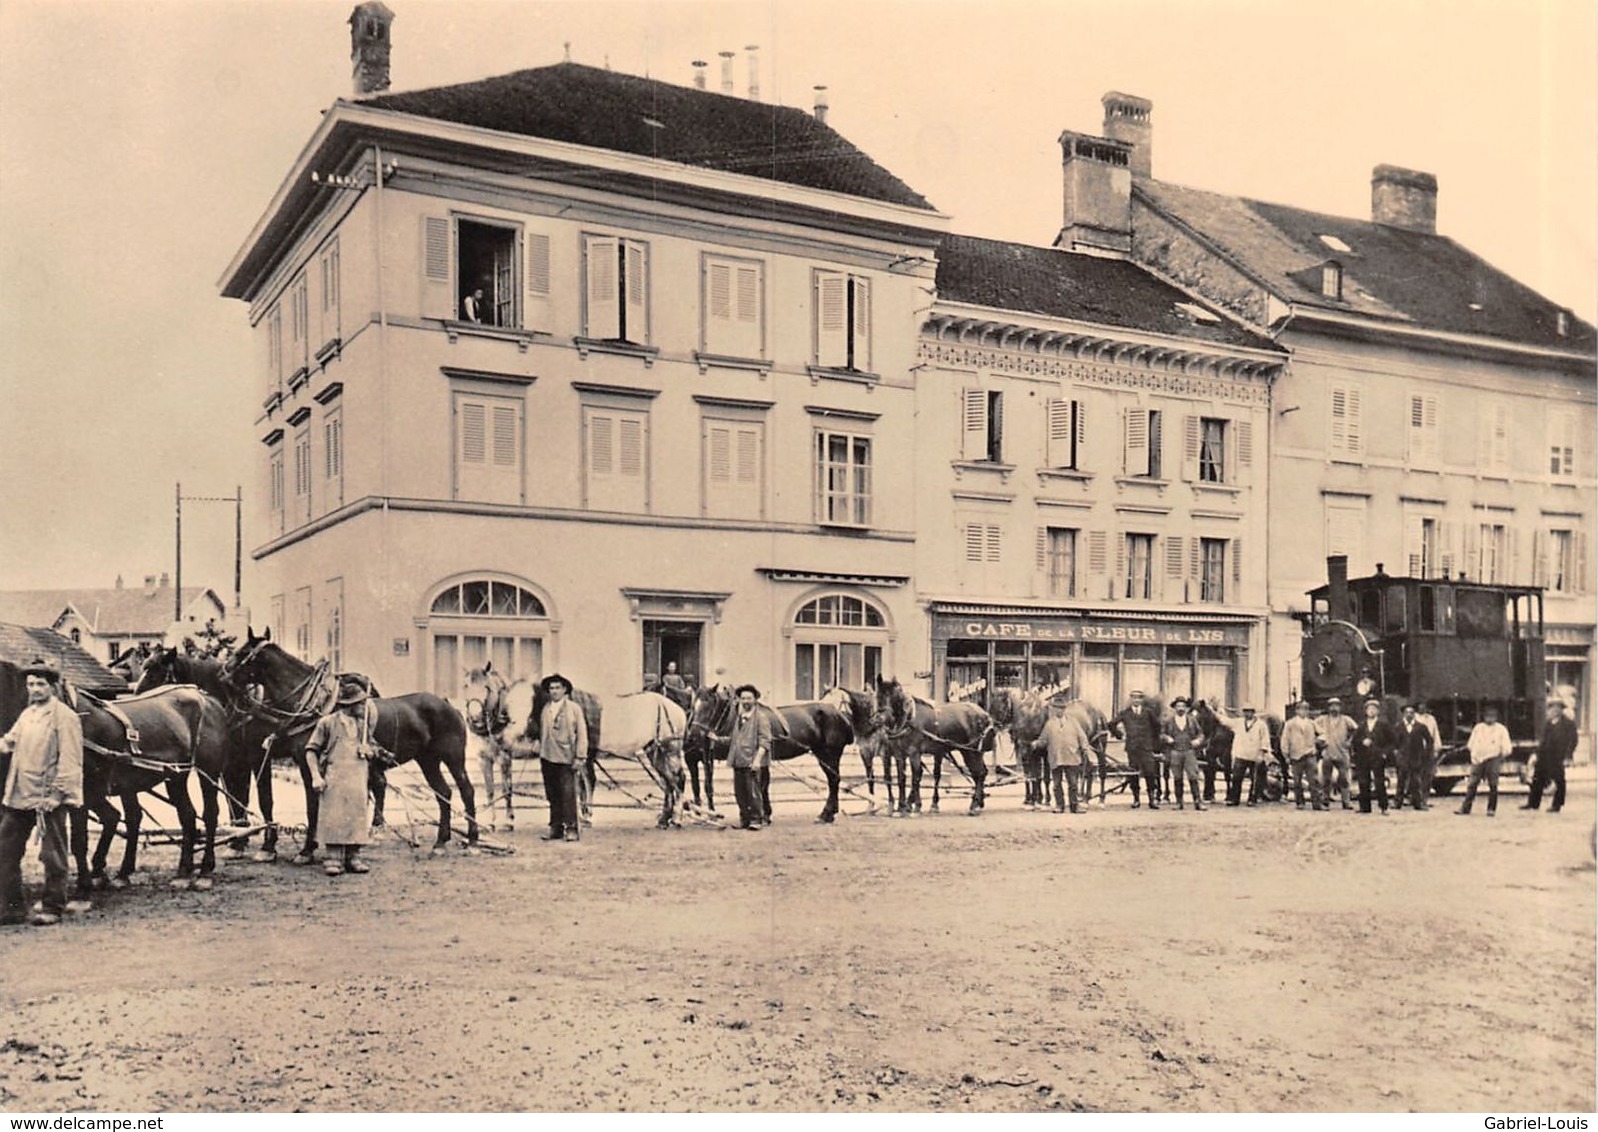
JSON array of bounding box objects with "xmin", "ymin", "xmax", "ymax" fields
[
  {"xmin": 685, "ymin": 686, "xmax": 736, "ymax": 750},
  {"xmin": 464, "ymin": 674, "xmax": 509, "ymax": 738}
]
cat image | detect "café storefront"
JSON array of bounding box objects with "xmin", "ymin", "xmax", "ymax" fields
[{"xmin": 929, "ymin": 604, "xmax": 1259, "ymax": 717}]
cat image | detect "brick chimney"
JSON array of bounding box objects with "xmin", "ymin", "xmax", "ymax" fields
[
  {"xmin": 1101, "ymin": 91, "xmax": 1153, "ymax": 178},
  {"xmin": 349, "ymin": 1, "xmax": 395, "ymax": 97},
  {"xmin": 1371, "ymin": 164, "xmax": 1437, "ymax": 233},
  {"xmin": 1054, "ymin": 131, "xmax": 1134, "ymax": 255},
  {"xmin": 813, "ymin": 85, "xmax": 829, "ymax": 125}
]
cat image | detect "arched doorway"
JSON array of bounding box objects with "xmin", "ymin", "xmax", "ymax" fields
[{"xmin": 425, "ymin": 575, "xmax": 551, "ymax": 700}]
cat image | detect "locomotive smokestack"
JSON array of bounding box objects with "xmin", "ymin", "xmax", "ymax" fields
[{"xmin": 1326, "ymin": 555, "xmax": 1352, "ymax": 622}]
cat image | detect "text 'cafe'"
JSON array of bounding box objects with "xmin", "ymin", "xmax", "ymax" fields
[{"xmin": 928, "ymin": 604, "xmax": 1259, "ymax": 716}]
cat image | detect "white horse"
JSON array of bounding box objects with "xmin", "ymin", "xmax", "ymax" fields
[{"xmin": 458, "ymin": 662, "xmax": 538, "ymax": 831}]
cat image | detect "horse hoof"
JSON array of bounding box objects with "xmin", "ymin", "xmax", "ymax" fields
[
  {"xmin": 815, "ymin": 813, "xmax": 836, "ymax": 825},
  {"xmin": 291, "ymin": 853, "xmax": 317, "ymax": 867},
  {"xmin": 192, "ymin": 876, "xmax": 214, "ymax": 892},
  {"xmin": 250, "ymin": 850, "xmax": 278, "ymax": 864},
  {"xmin": 930, "ymin": 803, "xmax": 941, "ymax": 814},
  {"xmin": 169, "ymin": 876, "xmax": 195, "ymax": 891},
  {"xmin": 429, "ymin": 846, "xmax": 449, "ymax": 859},
  {"xmin": 108, "ymin": 875, "xmax": 129, "ymax": 891},
  {"xmin": 503, "ymin": 818, "xmax": 515, "ymax": 831},
  {"xmin": 462, "ymin": 847, "xmax": 480, "ymax": 857}
]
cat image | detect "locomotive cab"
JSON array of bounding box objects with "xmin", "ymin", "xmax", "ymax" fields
[{"xmin": 1301, "ymin": 556, "xmax": 1546, "ymax": 792}]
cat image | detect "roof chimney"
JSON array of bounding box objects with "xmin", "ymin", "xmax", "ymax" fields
[
  {"xmin": 813, "ymin": 85, "xmax": 829, "ymax": 125},
  {"xmin": 348, "ymin": 2, "xmax": 394, "ymax": 97},
  {"xmin": 718, "ymin": 50, "xmax": 736, "ymax": 95},
  {"xmin": 1054, "ymin": 131, "xmax": 1134, "ymax": 255},
  {"xmin": 745, "ymin": 45, "xmax": 760, "ymax": 101},
  {"xmin": 115, "ymin": 574, "xmax": 124, "ymax": 590},
  {"xmin": 1371, "ymin": 164, "xmax": 1437, "ymax": 233},
  {"xmin": 1101, "ymin": 92, "xmax": 1152, "ymax": 178},
  {"xmin": 144, "ymin": 574, "xmax": 158, "ymax": 596},
  {"xmin": 691, "ymin": 59, "xmax": 708, "ymax": 90}
]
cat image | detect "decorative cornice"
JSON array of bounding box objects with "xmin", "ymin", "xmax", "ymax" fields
[{"xmin": 917, "ymin": 340, "xmax": 1272, "ymax": 404}]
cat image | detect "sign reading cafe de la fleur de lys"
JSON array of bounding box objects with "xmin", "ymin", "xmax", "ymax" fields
[{"xmin": 939, "ymin": 617, "xmax": 1249, "ymax": 645}]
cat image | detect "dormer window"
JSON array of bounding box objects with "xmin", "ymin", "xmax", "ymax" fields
[
  {"xmin": 1321, "ymin": 261, "xmax": 1343, "ymax": 300},
  {"xmin": 1556, "ymin": 309, "xmax": 1570, "ymax": 337}
]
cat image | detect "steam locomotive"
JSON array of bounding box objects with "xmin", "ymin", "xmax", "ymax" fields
[{"xmin": 1298, "ymin": 556, "xmax": 1545, "ymax": 792}]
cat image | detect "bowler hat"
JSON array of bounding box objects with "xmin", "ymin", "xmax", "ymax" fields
[
  {"xmin": 336, "ymin": 677, "xmax": 371, "ymax": 706},
  {"xmin": 1049, "ymin": 692, "xmax": 1070, "ymax": 706},
  {"xmin": 1171, "ymin": 696, "xmax": 1191, "ymax": 709},
  {"xmin": 21, "ymin": 657, "xmax": 60, "ymax": 682},
  {"xmin": 541, "ymin": 673, "xmax": 574, "ymax": 695},
  {"xmin": 733, "ymin": 683, "xmax": 761, "ymax": 700},
  {"xmin": 1240, "ymin": 704, "xmax": 1257, "ymax": 713}
]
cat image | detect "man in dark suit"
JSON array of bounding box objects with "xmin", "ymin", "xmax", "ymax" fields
[
  {"xmin": 1351, "ymin": 697, "xmax": 1396, "ymax": 815},
  {"xmin": 1395, "ymin": 703, "xmax": 1436, "ymax": 811},
  {"xmin": 1112, "ymin": 690, "xmax": 1161, "ymax": 809},
  {"xmin": 1523, "ymin": 700, "xmax": 1578, "ymax": 813}
]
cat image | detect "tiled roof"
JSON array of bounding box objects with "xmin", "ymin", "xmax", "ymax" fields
[
  {"xmin": 0, "ymin": 587, "xmax": 223, "ymax": 635},
  {"xmin": 934, "ymin": 234, "xmax": 1281, "ymax": 352},
  {"xmin": 0, "ymin": 624, "xmax": 127, "ymax": 695},
  {"xmin": 363, "ymin": 62, "xmax": 934, "ymax": 211},
  {"xmin": 1137, "ymin": 179, "xmax": 1596, "ymax": 352}
]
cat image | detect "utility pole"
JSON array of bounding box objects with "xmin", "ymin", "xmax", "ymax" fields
[{"xmin": 176, "ymin": 483, "xmax": 247, "ymax": 623}]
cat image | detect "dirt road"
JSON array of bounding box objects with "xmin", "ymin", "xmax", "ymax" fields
[{"xmin": 2, "ymin": 765, "xmax": 1593, "ymax": 1112}]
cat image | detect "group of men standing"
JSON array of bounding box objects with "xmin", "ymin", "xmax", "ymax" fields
[{"xmin": 1107, "ymin": 691, "xmax": 1219, "ymax": 811}]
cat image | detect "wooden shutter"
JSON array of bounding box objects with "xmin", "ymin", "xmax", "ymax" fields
[
  {"xmin": 815, "ymin": 272, "xmax": 847, "ymax": 367},
  {"xmin": 984, "ymin": 525, "xmax": 1001, "ymax": 563},
  {"xmin": 1438, "ymin": 521, "xmax": 1457, "ymax": 580},
  {"xmin": 1036, "ymin": 527, "xmax": 1048, "ymax": 571},
  {"xmin": 524, "ymin": 231, "xmax": 551, "ymax": 330},
  {"xmin": 1181, "ymin": 415, "xmax": 1201, "ymax": 481},
  {"xmin": 961, "ymin": 389, "xmax": 989, "ymax": 461},
  {"xmin": 851, "ymin": 276, "xmax": 871, "ymax": 371},
  {"xmin": 965, "ymin": 523, "xmax": 985, "ymax": 563},
  {"xmin": 708, "ymin": 425, "xmax": 732, "ymax": 487},
  {"xmin": 704, "ymin": 421, "xmax": 761, "ymax": 519},
  {"xmin": 1464, "ymin": 523, "xmax": 1481, "ymax": 581},
  {"xmin": 585, "ymin": 236, "xmax": 620, "ymax": 339},
  {"xmin": 421, "ymin": 216, "xmax": 452, "ymax": 320},
  {"xmin": 1114, "ymin": 530, "xmax": 1127, "ymax": 599},
  {"xmin": 1404, "ymin": 515, "xmax": 1425, "ymax": 578},
  {"xmin": 1531, "ymin": 530, "xmax": 1548, "ymax": 587},
  {"xmin": 1124, "ymin": 407, "xmax": 1149, "ymax": 475},
  {"xmin": 1087, "ymin": 529, "xmax": 1109, "ymax": 598},
  {"xmin": 1234, "ymin": 418, "xmax": 1253, "ymax": 483},
  {"xmin": 1231, "ymin": 536, "xmax": 1243, "ymax": 587},
  {"xmin": 706, "ymin": 261, "xmax": 733, "ymax": 350},
  {"xmin": 492, "ymin": 405, "xmax": 517, "ymax": 469},
  {"xmin": 1166, "ymin": 534, "xmax": 1186, "ymax": 578},
  {"xmin": 735, "ymin": 263, "xmax": 761, "ymax": 357},
  {"xmin": 1331, "ymin": 385, "xmax": 1362, "ymax": 457},
  {"xmin": 587, "ymin": 408, "xmax": 647, "ymax": 512},
  {"xmin": 623, "ymin": 241, "xmax": 648, "ymax": 344},
  {"xmin": 1410, "ymin": 395, "xmax": 1440, "ymax": 469},
  {"xmin": 1575, "ymin": 532, "xmax": 1589, "ymax": 595},
  {"xmin": 1045, "ymin": 399, "xmax": 1070, "ymax": 468}
]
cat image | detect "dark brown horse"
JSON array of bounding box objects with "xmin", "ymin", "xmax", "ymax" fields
[
  {"xmin": 1192, "ymin": 699, "xmax": 1286, "ymax": 803},
  {"xmin": 872, "ymin": 675, "xmax": 994, "ymax": 816},
  {"xmin": 225, "ymin": 631, "xmax": 477, "ymax": 855},
  {"xmin": 136, "ymin": 647, "xmax": 284, "ymax": 860},
  {"xmin": 685, "ymin": 683, "xmax": 856, "ymax": 823},
  {"xmin": 70, "ymin": 684, "xmax": 232, "ymax": 888}
]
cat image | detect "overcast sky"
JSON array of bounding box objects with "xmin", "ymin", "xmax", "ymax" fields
[{"xmin": 2, "ymin": 0, "xmax": 1593, "ymax": 601}]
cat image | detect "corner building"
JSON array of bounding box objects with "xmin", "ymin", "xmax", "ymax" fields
[{"xmin": 221, "ymin": 35, "xmax": 947, "ymax": 700}]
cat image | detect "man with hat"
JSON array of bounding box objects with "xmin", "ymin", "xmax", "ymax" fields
[
  {"xmin": 536, "ymin": 675, "xmax": 587, "ymax": 841},
  {"xmin": 1395, "ymin": 703, "xmax": 1436, "ymax": 811},
  {"xmin": 1226, "ymin": 705, "xmax": 1271, "ymax": 807},
  {"xmin": 1457, "ymin": 704, "xmax": 1513, "ymax": 817},
  {"xmin": 1281, "ymin": 700, "xmax": 1324, "ymax": 811},
  {"xmin": 1315, "ymin": 696, "xmax": 1357, "ymax": 811},
  {"xmin": 726, "ymin": 684, "xmax": 772, "ymax": 830},
  {"xmin": 1523, "ymin": 700, "xmax": 1578, "ymax": 813},
  {"xmin": 1032, "ymin": 693, "xmax": 1092, "ymax": 814},
  {"xmin": 1350, "ymin": 697, "xmax": 1396, "ymax": 815},
  {"xmin": 0, "ymin": 658, "xmax": 84, "ymax": 925},
  {"xmin": 1160, "ymin": 697, "xmax": 1207, "ymax": 811},
  {"xmin": 1112, "ymin": 690, "xmax": 1162, "ymax": 810},
  {"xmin": 303, "ymin": 676, "xmax": 377, "ymax": 875}
]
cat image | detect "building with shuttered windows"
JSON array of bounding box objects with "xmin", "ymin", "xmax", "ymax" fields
[{"xmin": 221, "ymin": 9, "xmax": 946, "ymax": 702}]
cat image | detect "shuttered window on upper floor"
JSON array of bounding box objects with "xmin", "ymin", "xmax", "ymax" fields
[
  {"xmin": 453, "ymin": 390, "xmax": 523, "ymax": 506},
  {"xmin": 703, "ymin": 416, "xmax": 764, "ymax": 520},
  {"xmin": 585, "ymin": 404, "xmax": 650, "ymax": 513},
  {"xmin": 703, "ymin": 255, "xmax": 764, "ymax": 359}
]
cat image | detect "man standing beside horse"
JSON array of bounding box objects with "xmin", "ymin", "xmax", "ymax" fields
[
  {"xmin": 536, "ymin": 675, "xmax": 587, "ymax": 842},
  {"xmin": 0, "ymin": 659, "xmax": 84, "ymax": 927},
  {"xmin": 1112, "ymin": 690, "xmax": 1162, "ymax": 810},
  {"xmin": 304, "ymin": 678, "xmax": 377, "ymax": 875},
  {"xmin": 1161, "ymin": 697, "xmax": 1207, "ymax": 811},
  {"xmin": 1226, "ymin": 705, "xmax": 1270, "ymax": 807},
  {"xmin": 1032, "ymin": 693, "xmax": 1092, "ymax": 814},
  {"xmin": 727, "ymin": 684, "xmax": 772, "ymax": 831}
]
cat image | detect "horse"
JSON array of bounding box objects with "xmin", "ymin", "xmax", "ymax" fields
[
  {"xmin": 68, "ymin": 683, "xmax": 232, "ymax": 889},
  {"xmin": 460, "ymin": 661, "xmax": 534, "ymax": 831},
  {"xmin": 525, "ymin": 682, "xmax": 687, "ymax": 829},
  {"xmin": 822, "ymin": 686, "xmax": 884, "ymax": 795},
  {"xmin": 989, "ymin": 689, "xmax": 1049, "ymax": 807},
  {"xmin": 135, "ymin": 646, "xmax": 284, "ymax": 861},
  {"xmin": 225, "ymin": 630, "xmax": 477, "ymax": 856},
  {"xmin": 871, "ymin": 675, "xmax": 995, "ymax": 816},
  {"xmin": 1191, "ymin": 699, "xmax": 1286, "ymax": 804},
  {"xmin": 685, "ymin": 683, "xmax": 856, "ymax": 824}
]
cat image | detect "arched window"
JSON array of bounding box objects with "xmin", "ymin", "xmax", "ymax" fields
[
  {"xmin": 426, "ymin": 576, "xmax": 549, "ymax": 700},
  {"xmin": 791, "ymin": 592, "xmax": 889, "ymax": 699}
]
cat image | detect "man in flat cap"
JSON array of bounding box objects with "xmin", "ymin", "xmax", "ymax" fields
[
  {"xmin": 1351, "ymin": 697, "xmax": 1395, "ymax": 815},
  {"xmin": 1395, "ymin": 703, "xmax": 1436, "ymax": 811},
  {"xmin": 1315, "ymin": 696, "xmax": 1357, "ymax": 811},
  {"xmin": 537, "ymin": 675, "xmax": 587, "ymax": 842},
  {"xmin": 0, "ymin": 659, "xmax": 84, "ymax": 926},
  {"xmin": 1226, "ymin": 705, "xmax": 1270, "ymax": 807},
  {"xmin": 1032, "ymin": 692, "xmax": 1092, "ymax": 814}
]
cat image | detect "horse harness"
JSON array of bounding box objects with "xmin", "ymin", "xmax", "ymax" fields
[
  {"xmin": 75, "ymin": 689, "xmax": 190, "ymax": 776},
  {"xmin": 883, "ymin": 696, "xmax": 994, "ymax": 756}
]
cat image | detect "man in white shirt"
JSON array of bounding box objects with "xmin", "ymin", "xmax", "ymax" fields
[{"xmin": 1456, "ymin": 704, "xmax": 1513, "ymax": 817}]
